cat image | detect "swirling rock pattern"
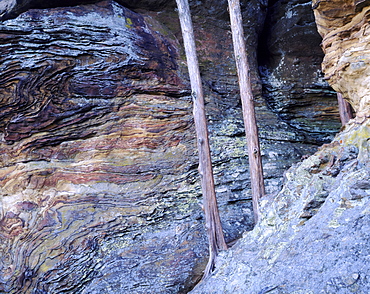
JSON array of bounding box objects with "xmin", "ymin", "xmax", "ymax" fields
[
  {"xmin": 0, "ymin": 0, "xmax": 341, "ymax": 293},
  {"xmin": 0, "ymin": 2, "xmax": 204, "ymax": 293},
  {"xmin": 313, "ymin": 0, "xmax": 370, "ymax": 118}
]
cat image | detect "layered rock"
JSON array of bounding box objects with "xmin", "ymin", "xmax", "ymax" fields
[
  {"xmin": 313, "ymin": 0, "xmax": 370, "ymax": 118},
  {"xmin": 190, "ymin": 1, "xmax": 370, "ymax": 292},
  {"xmin": 0, "ymin": 0, "xmax": 173, "ymax": 20},
  {"xmin": 0, "ymin": 0, "xmax": 341, "ymax": 293},
  {"xmin": 190, "ymin": 121, "xmax": 370, "ymax": 293},
  {"xmin": 259, "ymin": 0, "xmax": 339, "ymax": 142},
  {"xmin": 0, "ymin": 2, "xmax": 204, "ymax": 293}
]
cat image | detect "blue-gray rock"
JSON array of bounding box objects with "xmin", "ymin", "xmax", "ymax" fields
[
  {"xmin": 190, "ymin": 121, "xmax": 370, "ymax": 293},
  {"xmin": 0, "ymin": 0, "xmax": 341, "ymax": 293}
]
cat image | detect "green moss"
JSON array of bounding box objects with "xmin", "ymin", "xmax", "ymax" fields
[
  {"xmin": 342, "ymin": 125, "xmax": 370, "ymax": 146},
  {"xmin": 125, "ymin": 17, "xmax": 133, "ymax": 28}
]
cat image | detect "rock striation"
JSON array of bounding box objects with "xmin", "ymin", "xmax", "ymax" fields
[
  {"xmin": 190, "ymin": 121, "xmax": 370, "ymax": 294},
  {"xmin": 313, "ymin": 0, "xmax": 370, "ymax": 119},
  {"xmin": 0, "ymin": 0, "xmax": 341, "ymax": 293},
  {"xmin": 259, "ymin": 0, "xmax": 339, "ymax": 141},
  {"xmin": 0, "ymin": 2, "xmax": 203, "ymax": 293},
  {"xmin": 190, "ymin": 0, "xmax": 370, "ymax": 293}
]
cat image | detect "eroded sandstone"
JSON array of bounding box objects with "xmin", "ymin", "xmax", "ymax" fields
[
  {"xmin": 313, "ymin": 0, "xmax": 370, "ymax": 118},
  {"xmin": 0, "ymin": 0, "xmax": 341, "ymax": 292}
]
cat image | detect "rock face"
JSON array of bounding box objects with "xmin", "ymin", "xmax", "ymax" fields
[
  {"xmin": 0, "ymin": 2, "xmax": 203, "ymax": 293},
  {"xmin": 190, "ymin": 121, "xmax": 370, "ymax": 293},
  {"xmin": 190, "ymin": 1, "xmax": 370, "ymax": 293},
  {"xmin": 0, "ymin": 0, "xmax": 341, "ymax": 293},
  {"xmin": 0, "ymin": 0, "xmax": 172, "ymax": 20},
  {"xmin": 259, "ymin": 0, "xmax": 339, "ymax": 142},
  {"xmin": 313, "ymin": 0, "xmax": 370, "ymax": 119}
]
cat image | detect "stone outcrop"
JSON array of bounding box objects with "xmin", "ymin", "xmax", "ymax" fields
[
  {"xmin": 0, "ymin": 0, "xmax": 341, "ymax": 293},
  {"xmin": 190, "ymin": 1, "xmax": 370, "ymax": 292},
  {"xmin": 0, "ymin": 0, "xmax": 172, "ymax": 20},
  {"xmin": 313, "ymin": 0, "xmax": 370, "ymax": 119},
  {"xmin": 259, "ymin": 0, "xmax": 340, "ymax": 142},
  {"xmin": 190, "ymin": 121, "xmax": 370, "ymax": 293},
  {"xmin": 0, "ymin": 2, "xmax": 205, "ymax": 293}
]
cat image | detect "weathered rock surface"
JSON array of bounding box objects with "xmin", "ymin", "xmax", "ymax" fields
[
  {"xmin": 190, "ymin": 120, "xmax": 370, "ymax": 294},
  {"xmin": 0, "ymin": 0, "xmax": 341, "ymax": 293},
  {"xmin": 0, "ymin": 2, "xmax": 204, "ymax": 293},
  {"xmin": 313, "ymin": 0, "xmax": 370, "ymax": 118},
  {"xmin": 190, "ymin": 1, "xmax": 370, "ymax": 293},
  {"xmin": 259, "ymin": 0, "xmax": 339, "ymax": 142},
  {"xmin": 0, "ymin": 0, "xmax": 172, "ymax": 21}
]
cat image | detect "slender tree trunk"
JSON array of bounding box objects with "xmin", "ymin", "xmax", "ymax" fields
[
  {"xmin": 175, "ymin": 0, "xmax": 227, "ymax": 279},
  {"xmin": 337, "ymin": 93, "xmax": 353, "ymax": 125},
  {"xmin": 228, "ymin": 0, "xmax": 265, "ymax": 223}
]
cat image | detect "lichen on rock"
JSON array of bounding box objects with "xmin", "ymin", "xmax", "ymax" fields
[
  {"xmin": 190, "ymin": 118, "xmax": 370, "ymax": 294},
  {"xmin": 0, "ymin": 0, "xmax": 346, "ymax": 293},
  {"xmin": 189, "ymin": 0, "xmax": 370, "ymax": 291}
]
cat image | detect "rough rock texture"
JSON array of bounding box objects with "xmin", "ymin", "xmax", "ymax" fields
[
  {"xmin": 0, "ymin": 2, "xmax": 204, "ymax": 293},
  {"xmin": 190, "ymin": 121, "xmax": 370, "ymax": 294},
  {"xmin": 190, "ymin": 1, "xmax": 370, "ymax": 293},
  {"xmin": 0, "ymin": 0, "xmax": 341, "ymax": 293},
  {"xmin": 313, "ymin": 0, "xmax": 370, "ymax": 118},
  {"xmin": 259, "ymin": 0, "xmax": 339, "ymax": 142},
  {"xmin": 0, "ymin": 0, "xmax": 172, "ymax": 20}
]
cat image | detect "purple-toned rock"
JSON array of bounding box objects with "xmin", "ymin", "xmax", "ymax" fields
[{"xmin": 0, "ymin": 0, "xmax": 341, "ymax": 293}]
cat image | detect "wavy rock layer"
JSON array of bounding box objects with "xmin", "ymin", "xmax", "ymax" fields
[
  {"xmin": 0, "ymin": 2, "xmax": 203, "ymax": 293},
  {"xmin": 313, "ymin": 0, "xmax": 370, "ymax": 118},
  {"xmin": 0, "ymin": 0, "xmax": 341, "ymax": 293}
]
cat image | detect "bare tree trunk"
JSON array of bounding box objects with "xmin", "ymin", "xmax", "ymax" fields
[
  {"xmin": 175, "ymin": 0, "xmax": 227, "ymax": 280},
  {"xmin": 337, "ymin": 93, "xmax": 353, "ymax": 125},
  {"xmin": 228, "ymin": 0, "xmax": 265, "ymax": 223}
]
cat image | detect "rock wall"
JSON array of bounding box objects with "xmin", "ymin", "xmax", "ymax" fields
[
  {"xmin": 0, "ymin": 0, "xmax": 340, "ymax": 293},
  {"xmin": 190, "ymin": 1, "xmax": 370, "ymax": 292},
  {"xmin": 259, "ymin": 0, "xmax": 339, "ymax": 141},
  {"xmin": 190, "ymin": 121, "xmax": 370, "ymax": 294},
  {"xmin": 0, "ymin": 2, "xmax": 204, "ymax": 293},
  {"xmin": 313, "ymin": 0, "xmax": 370, "ymax": 119}
]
